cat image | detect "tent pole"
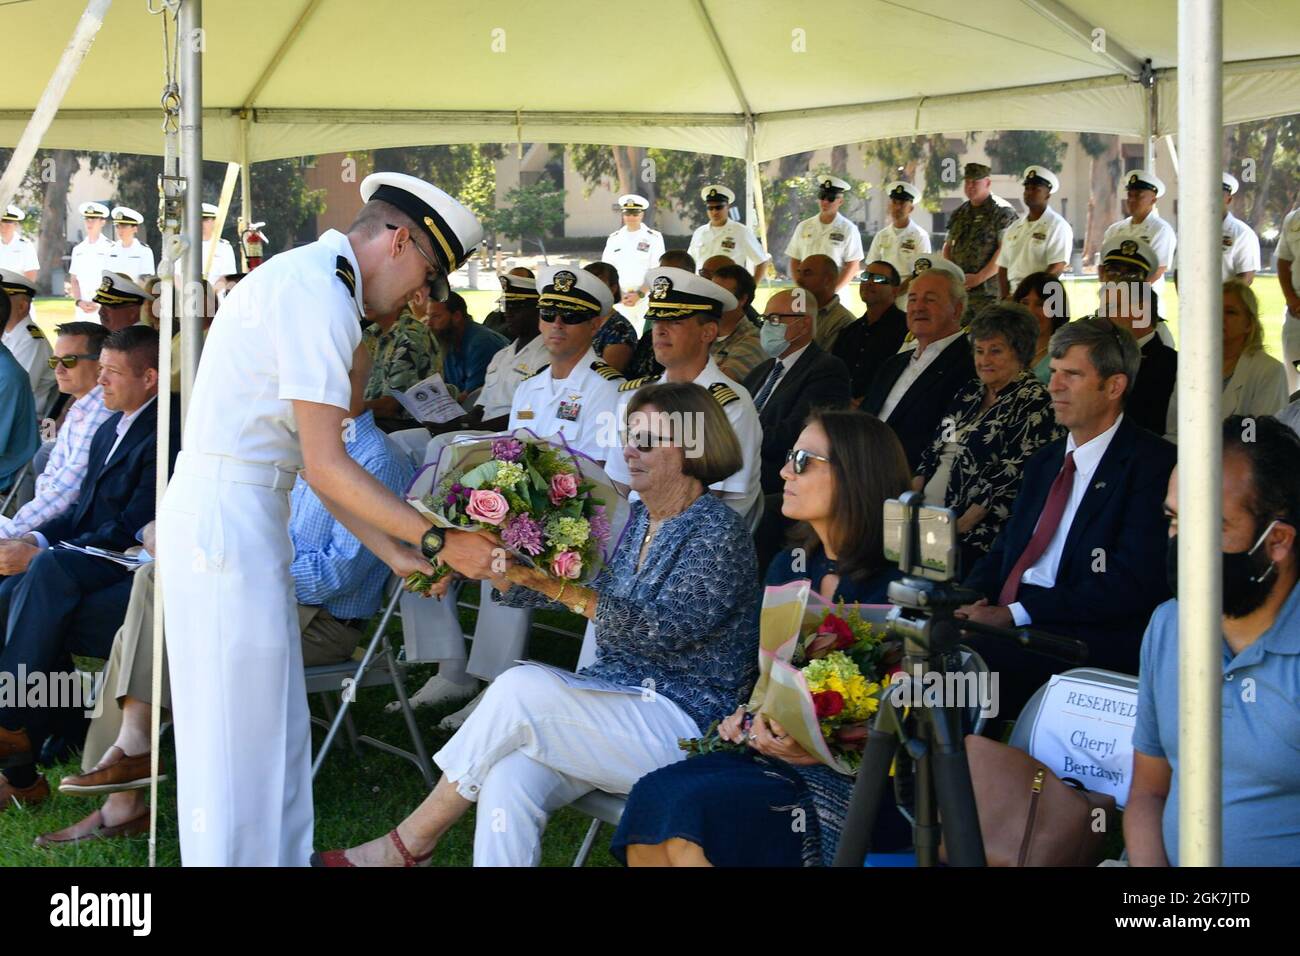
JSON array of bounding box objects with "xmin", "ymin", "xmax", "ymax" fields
[
  {"xmin": 745, "ymin": 119, "xmax": 767, "ymax": 258},
  {"xmin": 239, "ymin": 111, "xmax": 253, "ymax": 264},
  {"xmin": 1144, "ymin": 83, "xmax": 1157, "ymax": 170},
  {"xmin": 0, "ymin": 0, "xmax": 113, "ymax": 212},
  {"xmin": 1176, "ymin": 0, "xmax": 1223, "ymax": 867},
  {"xmin": 180, "ymin": 0, "xmax": 203, "ymax": 415}
]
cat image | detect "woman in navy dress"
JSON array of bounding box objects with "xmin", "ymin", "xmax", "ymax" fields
[{"xmin": 612, "ymin": 410, "xmax": 914, "ymax": 866}]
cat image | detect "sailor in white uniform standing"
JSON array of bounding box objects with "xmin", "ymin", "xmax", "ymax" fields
[
  {"xmin": 158, "ymin": 172, "xmax": 488, "ymax": 866},
  {"xmin": 867, "ymin": 181, "xmax": 931, "ymax": 304},
  {"xmin": 201, "ymin": 202, "xmax": 239, "ymax": 281},
  {"xmin": 785, "ymin": 175, "xmax": 864, "ymax": 295},
  {"xmin": 0, "ymin": 205, "xmax": 40, "ymax": 327},
  {"xmin": 686, "ymin": 185, "xmax": 771, "ymax": 282},
  {"xmin": 0, "ymin": 269, "xmax": 56, "ymax": 415},
  {"xmin": 1102, "ymin": 169, "xmax": 1178, "ymax": 347},
  {"xmin": 601, "ymin": 194, "xmax": 664, "ymax": 330},
  {"xmin": 997, "ymin": 165, "xmax": 1073, "ymax": 298},
  {"xmin": 1220, "ymin": 172, "xmax": 1261, "ymax": 283},
  {"xmin": 105, "ymin": 207, "xmax": 156, "ymax": 281},
  {"xmin": 68, "ymin": 201, "xmax": 114, "ymax": 318}
]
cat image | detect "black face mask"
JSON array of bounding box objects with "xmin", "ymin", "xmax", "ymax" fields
[{"xmin": 1166, "ymin": 520, "xmax": 1280, "ymax": 618}]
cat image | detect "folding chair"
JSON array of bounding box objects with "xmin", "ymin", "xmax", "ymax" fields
[
  {"xmin": 0, "ymin": 461, "xmax": 31, "ymax": 516},
  {"xmin": 570, "ymin": 790, "xmax": 626, "ymax": 867},
  {"xmin": 308, "ymin": 579, "xmax": 435, "ymax": 788}
]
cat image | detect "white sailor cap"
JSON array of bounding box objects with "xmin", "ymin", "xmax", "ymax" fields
[
  {"xmin": 817, "ymin": 175, "xmax": 851, "ymax": 197},
  {"xmin": 618, "ymin": 194, "xmax": 650, "ymax": 212},
  {"xmin": 1223, "ymin": 172, "xmax": 1240, "ymax": 195},
  {"xmin": 537, "ymin": 266, "xmax": 615, "ymax": 317},
  {"xmin": 201, "ymin": 202, "xmax": 220, "ymax": 218},
  {"xmin": 111, "ymin": 206, "xmax": 144, "ymax": 226},
  {"xmin": 1022, "ymin": 166, "xmax": 1061, "ymax": 193},
  {"xmin": 360, "ymin": 172, "xmax": 483, "ymax": 273},
  {"xmin": 498, "ymin": 271, "xmax": 539, "ymax": 300},
  {"xmin": 644, "ymin": 267, "xmax": 737, "ymax": 322},
  {"xmin": 1, "ymin": 205, "xmax": 25, "ymax": 223},
  {"xmin": 0, "ymin": 268, "xmax": 36, "ymax": 296},
  {"xmin": 701, "ymin": 184, "xmax": 735, "ymax": 205},
  {"xmin": 1122, "ymin": 169, "xmax": 1165, "ymax": 198},
  {"xmin": 79, "ymin": 201, "xmax": 110, "ymax": 219},
  {"xmin": 909, "ymin": 255, "xmax": 966, "ymax": 285},
  {"xmin": 885, "ymin": 180, "xmax": 920, "ymax": 203},
  {"xmin": 1100, "ymin": 236, "xmax": 1158, "ymax": 280},
  {"xmin": 92, "ymin": 271, "xmax": 154, "ymax": 306}
]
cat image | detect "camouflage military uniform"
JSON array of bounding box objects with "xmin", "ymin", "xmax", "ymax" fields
[
  {"xmin": 362, "ymin": 308, "xmax": 442, "ymax": 428},
  {"xmin": 710, "ymin": 315, "xmax": 767, "ymax": 383},
  {"xmin": 946, "ymin": 198, "xmax": 1018, "ymax": 321}
]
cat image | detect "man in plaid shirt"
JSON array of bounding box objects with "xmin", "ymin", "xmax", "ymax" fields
[{"xmin": 0, "ymin": 322, "xmax": 113, "ymax": 539}]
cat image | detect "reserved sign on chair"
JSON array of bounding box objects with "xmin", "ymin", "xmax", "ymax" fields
[{"xmin": 1026, "ymin": 674, "xmax": 1139, "ymax": 808}]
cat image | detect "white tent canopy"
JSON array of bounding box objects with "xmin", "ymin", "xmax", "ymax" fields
[{"xmin": 3, "ymin": 0, "xmax": 1299, "ymax": 164}]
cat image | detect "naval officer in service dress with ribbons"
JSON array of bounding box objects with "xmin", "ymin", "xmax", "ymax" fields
[{"xmin": 158, "ymin": 172, "xmax": 492, "ymax": 866}]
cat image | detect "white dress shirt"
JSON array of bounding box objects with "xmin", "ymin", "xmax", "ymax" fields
[
  {"xmin": 877, "ymin": 329, "xmax": 965, "ymax": 421},
  {"xmin": 1009, "ymin": 413, "xmax": 1124, "ymax": 626},
  {"xmin": 1221, "ymin": 212, "xmax": 1262, "ymax": 279}
]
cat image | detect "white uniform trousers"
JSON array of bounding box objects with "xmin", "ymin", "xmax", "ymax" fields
[
  {"xmin": 158, "ymin": 459, "xmax": 312, "ymax": 867},
  {"xmin": 1284, "ymin": 309, "xmax": 1300, "ymax": 394},
  {"xmin": 433, "ymin": 664, "xmax": 699, "ymax": 866}
]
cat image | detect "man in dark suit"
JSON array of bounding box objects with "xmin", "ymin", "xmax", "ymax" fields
[
  {"xmin": 960, "ymin": 317, "xmax": 1176, "ymax": 718},
  {"xmin": 0, "ymin": 326, "xmax": 180, "ymax": 810},
  {"xmin": 1096, "ymin": 236, "xmax": 1176, "ymax": 438},
  {"xmin": 743, "ymin": 287, "xmax": 851, "ymax": 569},
  {"xmin": 743, "ymin": 287, "xmax": 851, "ymax": 494},
  {"xmin": 832, "ymin": 259, "xmax": 909, "ymax": 405},
  {"xmin": 863, "ymin": 258, "xmax": 975, "ymax": 470}
]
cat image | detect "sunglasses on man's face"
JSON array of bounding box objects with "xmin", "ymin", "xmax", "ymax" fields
[
  {"xmin": 706, "ymin": 204, "xmax": 726, "ymax": 212},
  {"xmin": 785, "ymin": 447, "xmax": 831, "ymax": 474},
  {"xmin": 539, "ymin": 308, "xmax": 593, "ymax": 326},
  {"xmin": 863, "ymin": 273, "xmax": 895, "ymax": 285},
  {"xmin": 48, "ymin": 353, "xmax": 99, "ymax": 370}
]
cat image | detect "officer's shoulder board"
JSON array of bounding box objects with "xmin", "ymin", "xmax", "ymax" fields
[
  {"xmin": 522, "ymin": 364, "xmax": 550, "ymax": 381},
  {"xmin": 334, "ymin": 255, "xmax": 357, "ymax": 297},
  {"xmin": 27, "ymin": 324, "xmax": 43, "ymax": 340},
  {"xmin": 708, "ymin": 381, "xmax": 740, "ymax": 407},
  {"xmin": 618, "ymin": 374, "xmax": 660, "ymax": 393},
  {"xmin": 591, "ymin": 360, "xmax": 625, "ymax": 382}
]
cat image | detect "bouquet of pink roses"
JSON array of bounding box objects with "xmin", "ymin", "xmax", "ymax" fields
[{"xmin": 404, "ymin": 429, "xmax": 629, "ymax": 593}]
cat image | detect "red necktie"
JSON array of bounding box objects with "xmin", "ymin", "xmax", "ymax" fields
[{"xmin": 998, "ymin": 451, "xmax": 1076, "ymax": 607}]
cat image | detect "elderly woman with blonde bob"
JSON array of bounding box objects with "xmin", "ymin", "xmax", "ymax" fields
[
  {"xmin": 314, "ymin": 381, "xmax": 759, "ymax": 867},
  {"xmin": 1166, "ymin": 279, "xmax": 1289, "ymax": 440}
]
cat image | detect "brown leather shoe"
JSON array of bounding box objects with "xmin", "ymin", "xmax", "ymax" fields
[
  {"xmin": 0, "ymin": 726, "xmax": 33, "ymax": 768},
  {"xmin": 0, "ymin": 773, "xmax": 50, "ymax": 811},
  {"xmin": 34, "ymin": 807, "xmax": 150, "ymax": 848},
  {"xmin": 59, "ymin": 747, "xmax": 163, "ymax": 795}
]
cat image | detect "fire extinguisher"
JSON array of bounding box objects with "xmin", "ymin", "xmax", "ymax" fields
[{"xmin": 240, "ymin": 221, "xmax": 268, "ymax": 271}]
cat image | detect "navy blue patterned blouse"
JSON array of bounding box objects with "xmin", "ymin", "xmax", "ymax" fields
[
  {"xmin": 592, "ymin": 313, "xmax": 638, "ymax": 357},
  {"xmin": 497, "ymin": 494, "xmax": 760, "ymax": 731}
]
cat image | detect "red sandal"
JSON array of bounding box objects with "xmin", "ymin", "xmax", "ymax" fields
[{"xmin": 311, "ymin": 829, "xmax": 433, "ymax": 868}]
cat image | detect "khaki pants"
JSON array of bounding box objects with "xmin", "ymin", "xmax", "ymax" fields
[{"xmin": 82, "ymin": 563, "xmax": 365, "ymax": 772}]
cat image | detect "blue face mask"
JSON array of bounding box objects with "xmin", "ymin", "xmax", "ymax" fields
[{"xmin": 760, "ymin": 321, "xmax": 790, "ymax": 358}]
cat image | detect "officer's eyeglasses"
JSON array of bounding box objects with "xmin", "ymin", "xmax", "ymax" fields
[
  {"xmin": 760, "ymin": 311, "xmax": 804, "ymax": 325},
  {"xmin": 386, "ymin": 224, "xmax": 448, "ymax": 300},
  {"xmin": 862, "ymin": 273, "xmax": 895, "ymax": 285},
  {"xmin": 706, "ymin": 204, "xmax": 726, "ymax": 212},
  {"xmin": 539, "ymin": 307, "xmax": 594, "ymax": 326},
  {"xmin": 48, "ymin": 353, "xmax": 99, "ymax": 370},
  {"xmin": 786, "ymin": 448, "xmax": 832, "ymax": 475}
]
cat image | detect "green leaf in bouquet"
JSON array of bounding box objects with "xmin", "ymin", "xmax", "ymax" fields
[
  {"xmin": 459, "ymin": 460, "xmax": 500, "ymax": 489},
  {"xmin": 527, "ymin": 462, "xmax": 548, "ymax": 492}
]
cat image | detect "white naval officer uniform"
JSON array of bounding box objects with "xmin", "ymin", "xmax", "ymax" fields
[
  {"xmin": 477, "ymin": 333, "xmax": 551, "ymax": 421},
  {"xmin": 1, "ymin": 319, "xmax": 56, "ymax": 416},
  {"xmin": 1221, "ymin": 211, "xmax": 1261, "ymax": 280},
  {"xmin": 687, "ymin": 219, "xmax": 770, "ymax": 271},
  {"xmin": 784, "ymin": 211, "xmax": 865, "ymax": 268},
  {"xmin": 0, "ymin": 233, "xmax": 40, "ymax": 328},
  {"xmin": 602, "ymin": 224, "xmax": 664, "ymax": 329},
  {"xmin": 1102, "ymin": 212, "xmax": 1176, "ymax": 296},
  {"xmin": 867, "ymin": 220, "xmax": 932, "ymax": 282},
  {"xmin": 203, "ymin": 236, "xmax": 239, "ymax": 281},
  {"xmin": 69, "ymin": 233, "xmax": 114, "ymax": 317},
  {"xmin": 157, "ymin": 228, "xmax": 363, "ymax": 866},
  {"xmin": 997, "ymin": 205, "xmax": 1073, "ymax": 293},
  {"xmin": 1276, "ymin": 207, "xmax": 1300, "ymax": 391},
  {"xmin": 508, "ymin": 346, "xmax": 625, "ymax": 460},
  {"xmin": 106, "ymin": 238, "xmax": 156, "ymax": 281}
]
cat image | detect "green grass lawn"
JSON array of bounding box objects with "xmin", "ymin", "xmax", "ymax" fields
[{"xmin": 0, "ymin": 593, "xmax": 617, "ymax": 867}]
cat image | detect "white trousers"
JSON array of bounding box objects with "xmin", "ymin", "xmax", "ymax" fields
[
  {"xmin": 158, "ymin": 470, "xmax": 313, "ymax": 867},
  {"xmin": 1283, "ymin": 309, "xmax": 1300, "ymax": 395},
  {"xmin": 433, "ymin": 664, "xmax": 699, "ymax": 866}
]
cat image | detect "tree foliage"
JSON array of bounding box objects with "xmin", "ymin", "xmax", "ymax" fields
[
  {"xmin": 491, "ymin": 182, "xmax": 567, "ymax": 258},
  {"xmin": 984, "ymin": 130, "xmax": 1067, "ymax": 175}
]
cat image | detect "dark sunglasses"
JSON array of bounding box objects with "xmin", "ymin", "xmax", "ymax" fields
[
  {"xmin": 48, "ymin": 353, "xmax": 99, "ymax": 369},
  {"xmin": 386, "ymin": 224, "xmax": 449, "ymax": 302},
  {"xmin": 706, "ymin": 204, "xmax": 727, "ymax": 211},
  {"xmin": 786, "ymin": 447, "xmax": 831, "ymax": 474},
  {"xmin": 627, "ymin": 431, "xmax": 674, "ymax": 453},
  {"xmin": 539, "ymin": 307, "xmax": 594, "ymax": 326},
  {"xmin": 863, "ymin": 273, "xmax": 895, "ymax": 285}
]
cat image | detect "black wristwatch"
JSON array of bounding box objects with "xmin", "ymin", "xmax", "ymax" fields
[{"xmin": 420, "ymin": 527, "xmax": 445, "ymax": 561}]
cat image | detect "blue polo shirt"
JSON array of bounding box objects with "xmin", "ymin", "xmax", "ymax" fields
[
  {"xmin": 442, "ymin": 320, "xmax": 508, "ymax": 396},
  {"xmin": 1132, "ymin": 590, "xmax": 1300, "ymax": 866}
]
